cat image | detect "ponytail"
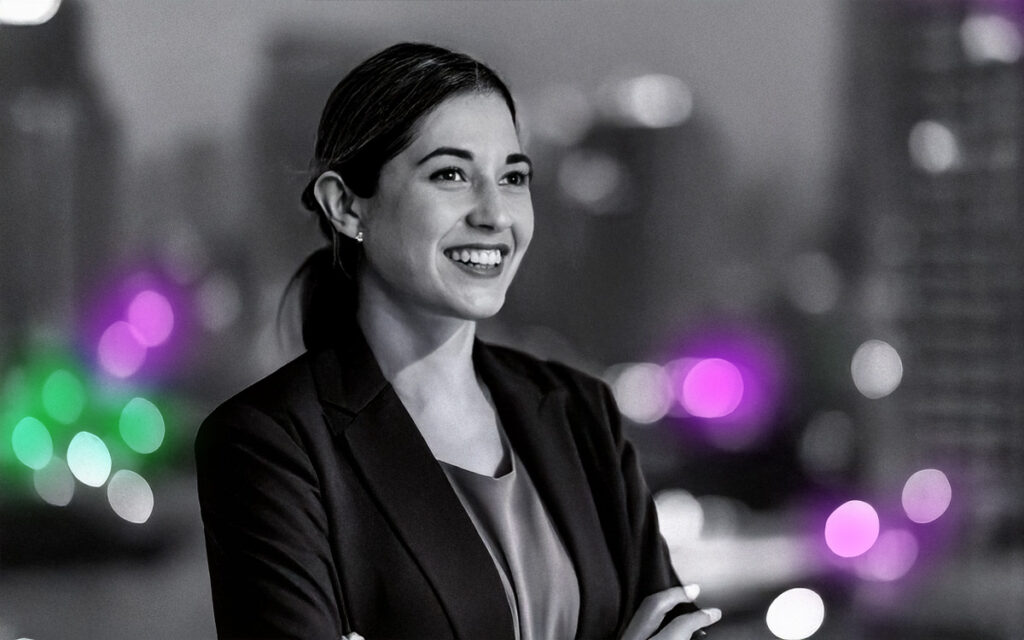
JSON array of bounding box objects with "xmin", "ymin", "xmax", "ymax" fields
[{"xmin": 283, "ymin": 245, "xmax": 359, "ymax": 350}]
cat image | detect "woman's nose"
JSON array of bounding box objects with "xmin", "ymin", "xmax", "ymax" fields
[{"xmin": 467, "ymin": 183, "xmax": 512, "ymax": 231}]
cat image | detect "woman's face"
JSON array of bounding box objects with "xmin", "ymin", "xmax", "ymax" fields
[{"xmin": 356, "ymin": 91, "xmax": 534, "ymax": 321}]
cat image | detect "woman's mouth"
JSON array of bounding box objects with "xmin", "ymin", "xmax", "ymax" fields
[{"xmin": 443, "ymin": 245, "xmax": 508, "ymax": 277}]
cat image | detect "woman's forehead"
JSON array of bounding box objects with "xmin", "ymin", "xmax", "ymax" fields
[{"xmin": 405, "ymin": 92, "xmax": 520, "ymax": 157}]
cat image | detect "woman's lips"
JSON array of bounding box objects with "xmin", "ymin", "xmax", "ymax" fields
[{"xmin": 443, "ymin": 245, "xmax": 509, "ymax": 278}]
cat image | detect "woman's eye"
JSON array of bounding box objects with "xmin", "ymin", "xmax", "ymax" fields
[
  {"xmin": 502, "ymin": 170, "xmax": 532, "ymax": 187},
  {"xmin": 430, "ymin": 167, "xmax": 465, "ymax": 182}
]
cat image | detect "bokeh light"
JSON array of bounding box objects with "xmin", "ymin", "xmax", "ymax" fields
[
  {"xmin": 850, "ymin": 339, "xmax": 903, "ymax": 399},
  {"xmin": 66, "ymin": 431, "xmax": 112, "ymax": 487},
  {"xmin": 558, "ymin": 149, "xmax": 625, "ymax": 210},
  {"xmin": 825, "ymin": 500, "xmax": 879, "ymax": 558},
  {"xmin": 0, "ymin": 0, "xmax": 63, "ymax": 25},
  {"xmin": 609, "ymin": 363, "xmax": 673, "ymax": 424},
  {"xmin": 784, "ymin": 252, "xmax": 841, "ymax": 315},
  {"xmin": 107, "ymin": 469, "xmax": 154, "ymax": 524},
  {"xmin": 97, "ymin": 320, "xmax": 147, "ymax": 378},
  {"xmin": 961, "ymin": 13, "xmax": 1023, "ymax": 64},
  {"xmin": 41, "ymin": 368, "xmax": 85, "ymax": 425},
  {"xmin": 666, "ymin": 327, "xmax": 787, "ymax": 450},
  {"xmin": 908, "ymin": 120, "xmax": 960, "ymax": 173},
  {"xmin": 126, "ymin": 289, "xmax": 174, "ymax": 347},
  {"xmin": 902, "ymin": 468, "xmax": 952, "ymax": 524},
  {"xmin": 33, "ymin": 456, "xmax": 75, "ymax": 507},
  {"xmin": 679, "ymin": 358, "xmax": 745, "ymax": 418},
  {"xmin": 654, "ymin": 489, "xmax": 704, "ymax": 543},
  {"xmin": 766, "ymin": 588, "xmax": 825, "ymax": 640},
  {"xmin": 608, "ymin": 74, "xmax": 693, "ymax": 128},
  {"xmin": 11, "ymin": 416, "xmax": 54, "ymax": 470},
  {"xmin": 118, "ymin": 397, "xmax": 166, "ymax": 454},
  {"xmin": 855, "ymin": 528, "xmax": 919, "ymax": 582}
]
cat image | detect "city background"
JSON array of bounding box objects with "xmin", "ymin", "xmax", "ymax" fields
[{"xmin": 1, "ymin": 1, "xmax": 1022, "ymax": 638}]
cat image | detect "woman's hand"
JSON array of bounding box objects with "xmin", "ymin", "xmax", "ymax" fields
[{"xmin": 621, "ymin": 585, "xmax": 721, "ymax": 640}]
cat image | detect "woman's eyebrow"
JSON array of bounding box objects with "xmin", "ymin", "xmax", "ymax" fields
[
  {"xmin": 416, "ymin": 147, "xmax": 473, "ymax": 165},
  {"xmin": 415, "ymin": 147, "xmax": 533, "ymax": 170},
  {"xmin": 507, "ymin": 153, "xmax": 533, "ymax": 171}
]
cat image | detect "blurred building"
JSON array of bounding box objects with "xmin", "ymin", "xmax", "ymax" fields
[
  {"xmin": 0, "ymin": 1, "xmax": 120, "ymax": 362},
  {"xmin": 247, "ymin": 34, "xmax": 368, "ymax": 294},
  {"xmin": 844, "ymin": 0, "xmax": 1024, "ymax": 633}
]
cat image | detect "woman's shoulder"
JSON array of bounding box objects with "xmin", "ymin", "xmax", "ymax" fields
[{"xmin": 195, "ymin": 351, "xmax": 322, "ymax": 452}]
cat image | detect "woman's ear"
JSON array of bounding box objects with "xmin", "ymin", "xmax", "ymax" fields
[{"xmin": 313, "ymin": 171, "xmax": 364, "ymax": 240}]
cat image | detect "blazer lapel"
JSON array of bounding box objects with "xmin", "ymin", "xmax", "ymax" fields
[
  {"xmin": 311, "ymin": 335, "xmax": 516, "ymax": 640},
  {"xmin": 474, "ymin": 342, "xmax": 621, "ymax": 639}
]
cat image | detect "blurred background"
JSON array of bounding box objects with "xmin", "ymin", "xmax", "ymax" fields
[{"xmin": 2, "ymin": 0, "xmax": 1023, "ymax": 638}]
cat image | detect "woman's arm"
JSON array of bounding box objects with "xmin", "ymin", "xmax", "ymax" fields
[
  {"xmin": 592, "ymin": 379, "xmax": 719, "ymax": 638},
  {"xmin": 195, "ymin": 402, "xmax": 344, "ymax": 640}
]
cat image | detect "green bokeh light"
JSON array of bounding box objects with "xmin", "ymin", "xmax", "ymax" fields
[
  {"xmin": 41, "ymin": 369, "xmax": 86, "ymax": 425},
  {"xmin": 118, "ymin": 397, "xmax": 165, "ymax": 454},
  {"xmin": 12, "ymin": 416, "xmax": 54, "ymax": 470}
]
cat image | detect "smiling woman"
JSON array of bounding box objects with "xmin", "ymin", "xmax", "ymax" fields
[{"xmin": 194, "ymin": 42, "xmax": 719, "ymax": 640}]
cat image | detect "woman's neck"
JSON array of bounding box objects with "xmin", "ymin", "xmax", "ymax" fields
[{"xmin": 356, "ymin": 281, "xmax": 479, "ymax": 400}]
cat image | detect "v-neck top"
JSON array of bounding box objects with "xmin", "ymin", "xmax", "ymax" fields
[{"xmin": 440, "ymin": 437, "xmax": 581, "ymax": 640}]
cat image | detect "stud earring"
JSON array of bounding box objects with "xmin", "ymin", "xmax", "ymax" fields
[{"xmin": 355, "ymin": 230, "xmax": 364, "ymax": 243}]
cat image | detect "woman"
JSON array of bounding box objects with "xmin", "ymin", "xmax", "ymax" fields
[{"xmin": 195, "ymin": 42, "xmax": 720, "ymax": 640}]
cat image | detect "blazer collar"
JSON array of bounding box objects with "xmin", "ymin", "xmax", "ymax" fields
[{"xmin": 311, "ymin": 330, "xmax": 619, "ymax": 639}]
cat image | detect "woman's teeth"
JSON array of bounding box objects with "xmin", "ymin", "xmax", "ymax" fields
[{"xmin": 444, "ymin": 248, "xmax": 503, "ymax": 267}]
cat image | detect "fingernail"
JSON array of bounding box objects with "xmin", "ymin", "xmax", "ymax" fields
[
  {"xmin": 684, "ymin": 583, "xmax": 700, "ymax": 599},
  {"xmin": 702, "ymin": 607, "xmax": 722, "ymax": 623}
]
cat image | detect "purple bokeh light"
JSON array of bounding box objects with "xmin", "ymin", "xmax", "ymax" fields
[
  {"xmin": 855, "ymin": 528, "xmax": 919, "ymax": 582},
  {"xmin": 97, "ymin": 321, "xmax": 147, "ymax": 378},
  {"xmin": 127, "ymin": 290, "xmax": 175, "ymax": 347},
  {"xmin": 81, "ymin": 269, "xmax": 193, "ymax": 382},
  {"xmin": 664, "ymin": 324, "xmax": 788, "ymax": 449},
  {"xmin": 679, "ymin": 358, "xmax": 745, "ymax": 418},
  {"xmin": 825, "ymin": 499, "xmax": 880, "ymax": 558}
]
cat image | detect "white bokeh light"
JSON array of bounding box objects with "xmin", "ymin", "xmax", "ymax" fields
[
  {"xmin": 654, "ymin": 489, "xmax": 704, "ymax": 543},
  {"xmin": 961, "ymin": 13, "xmax": 1023, "ymax": 64},
  {"xmin": 902, "ymin": 468, "xmax": 952, "ymax": 524},
  {"xmin": 558, "ymin": 150, "xmax": 625, "ymax": 210},
  {"xmin": 609, "ymin": 363, "xmax": 673, "ymax": 424},
  {"xmin": 107, "ymin": 469, "xmax": 155, "ymax": 524},
  {"xmin": 611, "ymin": 74, "xmax": 693, "ymax": 128},
  {"xmin": 66, "ymin": 431, "xmax": 112, "ymax": 487},
  {"xmin": 33, "ymin": 456, "xmax": 75, "ymax": 507},
  {"xmin": 851, "ymin": 339, "xmax": 903, "ymax": 399},
  {"xmin": 0, "ymin": 0, "xmax": 62, "ymax": 25},
  {"xmin": 908, "ymin": 121, "xmax": 960, "ymax": 174},
  {"xmin": 766, "ymin": 588, "xmax": 825, "ymax": 640}
]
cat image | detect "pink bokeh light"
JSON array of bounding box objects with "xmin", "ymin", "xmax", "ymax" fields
[
  {"xmin": 127, "ymin": 290, "xmax": 175, "ymax": 347},
  {"xmin": 825, "ymin": 500, "xmax": 880, "ymax": 558},
  {"xmin": 855, "ymin": 528, "xmax": 919, "ymax": 582},
  {"xmin": 97, "ymin": 321, "xmax": 147, "ymax": 378},
  {"xmin": 679, "ymin": 358, "xmax": 745, "ymax": 418}
]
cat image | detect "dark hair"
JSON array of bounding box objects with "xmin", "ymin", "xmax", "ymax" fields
[{"xmin": 285, "ymin": 42, "xmax": 517, "ymax": 350}]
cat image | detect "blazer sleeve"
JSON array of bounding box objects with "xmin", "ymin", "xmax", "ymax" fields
[
  {"xmin": 597, "ymin": 380, "xmax": 682, "ymax": 596},
  {"xmin": 576, "ymin": 377, "xmax": 696, "ymax": 636},
  {"xmin": 195, "ymin": 402, "xmax": 343, "ymax": 640}
]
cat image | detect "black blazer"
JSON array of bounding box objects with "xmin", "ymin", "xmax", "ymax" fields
[{"xmin": 195, "ymin": 331, "xmax": 682, "ymax": 640}]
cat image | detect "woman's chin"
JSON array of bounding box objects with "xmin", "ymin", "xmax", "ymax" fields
[{"xmin": 447, "ymin": 294, "xmax": 506, "ymax": 321}]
